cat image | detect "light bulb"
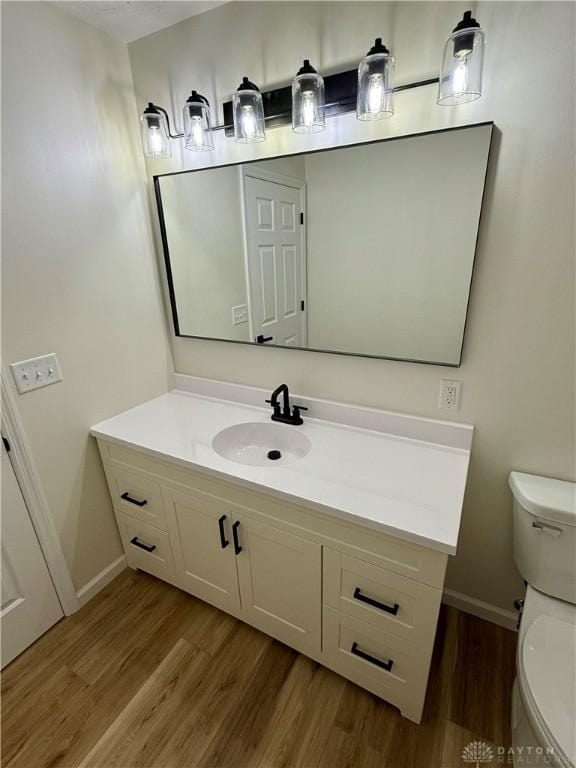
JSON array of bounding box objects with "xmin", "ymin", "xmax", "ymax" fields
[
  {"xmin": 190, "ymin": 116, "xmax": 205, "ymax": 148},
  {"xmin": 241, "ymin": 105, "xmax": 257, "ymax": 139},
  {"xmin": 356, "ymin": 39, "xmax": 394, "ymax": 121},
  {"xmin": 301, "ymin": 91, "xmax": 316, "ymax": 127},
  {"xmin": 367, "ymin": 74, "xmax": 384, "ymax": 114},
  {"xmin": 148, "ymin": 126, "xmax": 164, "ymax": 155},
  {"xmin": 455, "ymin": 43, "xmax": 473, "ymax": 59},
  {"xmin": 140, "ymin": 104, "xmax": 171, "ymax": 158},
  {"xmin": 183, "ymin": 91, "xmax": 214, "ymax": 152},
  {"xmin": 292, "ymin": 60, "xmax": 325, "ymax": 134},
  {"xmin": 438, "ymin": 12, "xmax": 485, "ymax": 106},
  {"xmin": 452, "ymin": 59, "xmax": 469, "ymax": 94},
  {"xmin": 233, "ymin": 77, "xmax": 266, "ymax": 142}
]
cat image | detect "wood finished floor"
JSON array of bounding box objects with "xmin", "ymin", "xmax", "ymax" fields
[{"xmin": 1, "ymin": 569, "xmax": 517, "ymax": 768}]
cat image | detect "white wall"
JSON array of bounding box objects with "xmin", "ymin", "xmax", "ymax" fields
[
  {"xmin": 159, "ymin": 167, "xmax": 249, "ymax": 340},
  {"xmin": 129, "ymin": 0, "xmax": 575, "ymax": 613},
  {"xmin": 157, "ymin": 153, "xmax": 306, "ymax": 341},
  {"xmin": 1, "ymin": 2, "xmax": 172, "ymax": 590},
  {"xmin": 304, "ymin": 125, "xmax": 491, "ymax": 362}
]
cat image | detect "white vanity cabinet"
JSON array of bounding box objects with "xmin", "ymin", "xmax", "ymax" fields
[
  {"xmin": 97, "ymin": 438, "xmax": 449, "ymax": 723},
  {"xmin": 161, "ymin": 486, "xmax": 242, "ymax": 613},
  {"xmin": 161, "ymin": 484, "xmax": 322, "ymax": 656},
  {"xmin": 232, "ymin": 514, "xmax": 322, "ymax": 656}
]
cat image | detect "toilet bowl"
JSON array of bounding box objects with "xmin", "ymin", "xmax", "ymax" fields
[
  {"xmin": 509, "ymin": 472, "xmax": 576, "ymax": 768},
  {"xmin": 512, "ymin": 586, "xmax": 575, "ymax": 767}
]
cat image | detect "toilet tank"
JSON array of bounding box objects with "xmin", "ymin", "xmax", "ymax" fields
[{"xmin": 510, "ymin": 472, "xmax": 576, "ymax": 605}]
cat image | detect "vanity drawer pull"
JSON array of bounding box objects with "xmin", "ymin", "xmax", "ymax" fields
[
  {"xmin": 232, "ymin": 520, "xmax": 242, "ymax": 555},
  {"xmin": 350, "ymin": 641, "xmax": 394, "ymax": 672},
  {"xmin": 130, "ymin": 536, "xmax": 156, "ymax": 553},
  {"xmin": 218, "ymin": 515, "xmax": 230, "ymax": 549},
  {"xmin": 121, "ymin": 492, "xmax": 148, "ymax": 508},
  {"xmin": 353, "ymin": 587, "xmax": 400, "ymax": 616}
]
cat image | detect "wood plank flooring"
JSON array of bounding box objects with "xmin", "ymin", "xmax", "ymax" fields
[{"xmin": 1, "ymin": 569, "xmax": 517, "ymax": 768}]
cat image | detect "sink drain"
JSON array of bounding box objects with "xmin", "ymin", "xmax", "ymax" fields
[{"xmin": 267, "ymin": 450, "xmax": 282, "ymax": 461}]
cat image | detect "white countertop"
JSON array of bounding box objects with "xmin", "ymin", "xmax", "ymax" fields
[{"xmin": 91, "ymin": 384, "xmax": 472, "ymax": 555}]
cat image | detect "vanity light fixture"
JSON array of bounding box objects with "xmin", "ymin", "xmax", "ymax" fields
[
  {"xmin": 183, "ymin": 91, "xmax": 214, "ymax": 151},
  {"xmin": 356, "ymin": 38, "xmax": 395, "ymax": 120},
  {"xmin": 140, "ymin": 103, "xmax": 173, "ymax": 158},
  {"xmin": 140, "ymin": 12, "xmax": 485, "ymax": 158},
  {"xmin": 233, "ymin": 77, "xmax": 266, "ymax": 143},
  {"xmin": 292, "ymin": 60, "xmax": 325, "ymax": 133},
  {"xmin": 438, "ymin": 10, "xmax": 485, "ymax": 106}
]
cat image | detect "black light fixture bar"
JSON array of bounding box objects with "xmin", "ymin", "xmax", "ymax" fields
[
  {"xmin": 154, "ymin": 104, "xmax": 184, "ymax": 139},
  {"xmin": 221, "ymin": 69, "xmax": 439, "ymax": 136}
]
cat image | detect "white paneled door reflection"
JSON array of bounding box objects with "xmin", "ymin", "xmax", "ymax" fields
[{"xmin": 244, "ymin": 173, "xmax": 306, "ymax": 347}]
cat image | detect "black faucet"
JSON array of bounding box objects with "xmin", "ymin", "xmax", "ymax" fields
[{"xmin": 266, "ymin": 384, "xmax": 308, "ymax": 426}]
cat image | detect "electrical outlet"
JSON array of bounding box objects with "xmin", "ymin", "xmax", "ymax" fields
[
  {"xmin": 10, "ymin": 353, "xmax": 63, "ymax": 394},
  {"xmin": 439, "ymin": 379, "xmax": 462, "ymax": 410},
  {"xmin": 232, "ymin": 304, "xmax": 248, "ymax": 325}
]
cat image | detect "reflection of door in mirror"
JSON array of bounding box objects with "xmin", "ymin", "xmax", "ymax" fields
[
  {"xmin": 242, "ymin": 168, "xmax": 306, "ymax": 347},
  {"xmin": 156, "ymin": 123, "xmax": 493, "ymax": 365}
]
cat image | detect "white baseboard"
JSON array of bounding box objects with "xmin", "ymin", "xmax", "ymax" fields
[
  {"xmin": 443, "ymin": 589, "xmax": 518, "ymax": 631},
  {"xmin": 76, "ymin": 555, "xmax": 127, "ymax": 607}
]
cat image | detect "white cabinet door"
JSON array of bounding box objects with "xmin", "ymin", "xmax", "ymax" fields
[
  {"xmin": 1, "ymin": 443, "xmax": 63, "ymax": 668},
  {"xmin": 233, "ymin": 514, "xmax": 321, "ymax": 656},
  {"xmin": 162, "ymin": 487, "xmax": 241, "ymax": 614}
]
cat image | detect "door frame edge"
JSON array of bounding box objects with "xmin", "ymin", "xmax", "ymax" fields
[{"xmin": 1, "ymin": 366, "xmax": 80, "ymax": 615}]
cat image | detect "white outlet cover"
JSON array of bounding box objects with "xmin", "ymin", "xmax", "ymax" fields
[
  {"xmin": 231, "ymin": 304, "xmax": 248, "ymax": 325},
  {"xmin": 439, "ymin": 379, "xmax": 462, "ymax": 410},
  {"xmin": 10, "ymin": 353, "xmax": 63, "ymax": 394}
]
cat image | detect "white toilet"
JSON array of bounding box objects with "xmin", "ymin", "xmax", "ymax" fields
[{"xmin": 510, "ymin": 471, "xmax": 576, "ymax": 768}]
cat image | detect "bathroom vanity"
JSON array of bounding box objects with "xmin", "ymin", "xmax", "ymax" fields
[{"xmin": 91, "ymin": 376, "xmax": 472, "ymax": 723}]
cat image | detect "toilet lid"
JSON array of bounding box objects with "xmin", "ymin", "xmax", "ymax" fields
[{"xmin": 521, "ymin": 615, "xmax": 576, "ymax": 766}]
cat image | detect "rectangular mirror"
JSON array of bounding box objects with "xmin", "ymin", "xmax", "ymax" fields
[{"xmin": 155, "ymin": 122, "xmax": 493, "ymax": 366}]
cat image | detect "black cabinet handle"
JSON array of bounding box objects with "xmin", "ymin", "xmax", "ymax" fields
[
  {"xmin": 350, "ymin": 642, "xmax": 393, "ymax": 672},
  {"xmin": 256, "ymin": 335, "xmax": 273, "ymax": 344},
  {"xmin": 218, "ymin": 515, "xmax": 230, "ymax": 549},
  {"xmin": 232, "ymin": 520, "xmax": 242, "ymax": 555},
  {"xmin": 130, "ymin": 536, "xmax": 156, "ymax": 553},
  {"xmin": 121, "ymin": 492, "xmax": 148, "ymax": 508},
  {"xmin": 353, "ymin": 587, "xmax": 400, "ymax": 616}
]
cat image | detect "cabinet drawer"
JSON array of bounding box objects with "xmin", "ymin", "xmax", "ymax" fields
[
  {"xmin": 323, "ymin": 607, "xmax": 413, "ymax": 696},
  {"xmin": 117, "ymin": 513, "xmax": 175, "ymax": 582},
  {"xmin": 104, "ymin": 465, "xmax": 166, "ymax": 531},
  {"xmin": 323, "ymin": 606, "xmax": 431, "ymax": 723},
  {"xmin": 323, "ymin": 549, "xmax": 442, "ymax": 644}
]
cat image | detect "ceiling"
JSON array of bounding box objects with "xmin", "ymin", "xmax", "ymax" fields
[{"xmin": 56, "ymin": 1, "xmax": 227, "ymax": 43}]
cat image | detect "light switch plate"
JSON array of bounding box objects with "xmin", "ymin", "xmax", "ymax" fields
[
  {"xmin": 10, "ymin": 353, "xmax": 63, "ymax": 394},
  {"xmin": 232, "ymin": 304, "xmax": 248, "ymax": 325}
]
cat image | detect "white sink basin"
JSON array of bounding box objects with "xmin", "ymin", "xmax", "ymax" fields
[{"xmin": 212, "ymin": 422, "xmax": 311, "ymax": 467}]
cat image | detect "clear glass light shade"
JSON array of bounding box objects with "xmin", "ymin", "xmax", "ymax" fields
[
  {"xmin": 233, "ymin": 79, "xmax": 266, "ymax": 143},
  {"xmin": 183, "ymin": 93, "xmax": 214, "ymax": 151},
  {"xmin": 357, "ymin": 53, "xmax": 394, "ymax": 120},
  {"xmin": 292, "ymin": 63, "xmax": 325, "ymax": 134},
  {"xmin": 140, "ymin": 107, "xmax": 171, "ymax": 158},
  {"xmin": 438, "ymin": 26, "xmax": 485, "ymax": 105}
]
